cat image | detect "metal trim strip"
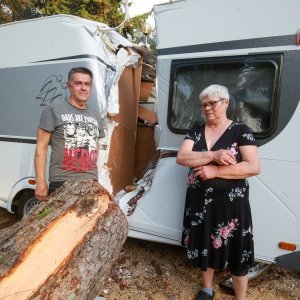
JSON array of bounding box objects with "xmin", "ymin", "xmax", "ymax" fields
[
  {"xmin": 31, "ymin": 54, "xmax": 116, "ymax": 72},
  {"xmin": 158, "ymin": 35, "xmax": 296, "ymax": 56}
]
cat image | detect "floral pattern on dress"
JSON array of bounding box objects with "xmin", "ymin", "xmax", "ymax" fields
[
  {"xmin": 187, "ymin": 171, "xmax": 201, "ymax": 188},
  {"xmin": 242, "ymin": 226, "xmax": 253, "ymax": 237},
  {"xmin": 241, "ymin": 250, "xmax": 252, "ymax": 263},
  {"xmin": 181, "ymin": 123, "xmax": 256, "ymax": 271},
  {"xmin": 187, "ymin": 249, "xmax": 199, "ymax": 260},
  {"xmin": 191, "ymin": 188, "xmax": 213, "ymax": 226},
  {"xmin": 210, "ymin": 218, "xmax": 239, "ymax": 249},
  {"xmin": 194, "ymin": 132, "xmax": 202, "ymax": 144},
  {"xmin": 204, "ymin": 187, "xmax": 214, "ymax": 204},
  {"xmin": 182, "ymin": 228, "xmax": 190, "ymax": 247},
  {"xmin": 228, "ymin": 187, "xmax": 247, "ymax": 201},
  {"xmin": 185, "ymin": 132, "xmax": 202, "ymax": 144},
  {"xmin": 185, "ymin": 206, "xmax": 191, "ymax": 217},
  {"xmin": 242, "ymin": 133, "xmax": 255, "ymax": 141},
  {"xmin": 228, "ymin": 142, "xmax": 238, "ymax": 156}
]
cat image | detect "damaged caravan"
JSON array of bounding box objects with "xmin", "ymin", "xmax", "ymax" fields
[
  {"xmin": 0, "ymin": 14, "xmax": 145, "ymax": 216},
  {"xmin": 0, "ymin": 0, "xmax": 300, "ymax": 277},
  {"xmin": 118, "ymin": 0, "xmax": 300, "ymax": 273}
]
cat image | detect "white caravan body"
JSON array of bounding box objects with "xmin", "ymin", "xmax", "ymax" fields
[
  {"xmin": 0, "ymin": 15, "xmax": 139, "ymax": 215},
  {"xmin": 1, "ymin": 2, "xmax": 299, "ymax": 272},
  {"xmin": 120, "ymin": 0, "xmax": 300, "ymax": 271}
]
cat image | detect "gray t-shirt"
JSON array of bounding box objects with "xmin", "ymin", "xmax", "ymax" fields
[{"xmin": 39, "ymin": 100, "xmax": 105, "ymax": 182}]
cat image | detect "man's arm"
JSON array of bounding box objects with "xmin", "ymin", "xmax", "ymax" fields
[{"xmin": 34, "ymin": 128, "xmax": 52, "ymax": 200}]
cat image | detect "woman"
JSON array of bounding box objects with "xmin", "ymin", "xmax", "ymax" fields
[{"xmin": 176, "ymin": 84, "xmax": 260, "ymax": 300}]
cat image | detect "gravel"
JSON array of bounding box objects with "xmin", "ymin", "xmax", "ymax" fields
[
  {"xmin": 1, "ymin": 208, "xmax": 299, "ymax": 299},
  {"xmin": 101, "ymin": 238, "xmax": 300, "ymax": 300}
]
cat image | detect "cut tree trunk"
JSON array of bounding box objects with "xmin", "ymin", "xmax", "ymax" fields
[{"xmin": 0, "ymin": 179, "xmax": 128, "ymax": 300}]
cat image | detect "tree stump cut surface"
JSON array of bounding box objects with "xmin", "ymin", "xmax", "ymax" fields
[{"xmin": 0, "ymin": 180, "xmax": 128, "ymax": 300}]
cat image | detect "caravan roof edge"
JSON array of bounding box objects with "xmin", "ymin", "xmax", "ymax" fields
[{"xmin": 0, "ymin": 14, "xmax": 109, "ymax": 29}]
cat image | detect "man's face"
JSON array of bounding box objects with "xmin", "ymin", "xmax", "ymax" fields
[{"xmin": 68, "ymin": 73, "xmax": 92, "ymax": 105}]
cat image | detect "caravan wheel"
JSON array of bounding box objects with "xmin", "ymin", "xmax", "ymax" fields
[{"xmin": 17, "ymin": 190, "xmax": 40, "ymax": 219}]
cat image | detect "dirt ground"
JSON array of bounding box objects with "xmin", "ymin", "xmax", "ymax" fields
[{"xmin": 0, "ymin": 208, "xmax": 299, "ymax": 300}]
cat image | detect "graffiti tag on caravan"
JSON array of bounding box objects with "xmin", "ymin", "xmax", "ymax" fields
[{"xmin": 35, "ymin": 75, "xmax": 67, "ymax": 106}]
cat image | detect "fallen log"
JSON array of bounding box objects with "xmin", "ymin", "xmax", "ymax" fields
[{"xmin": 0, "ymin": 179, "xmax": 128, "ymax": 300}]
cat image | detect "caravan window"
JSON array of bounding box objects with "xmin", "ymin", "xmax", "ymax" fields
[{"xmin": 168, "ymin": 55, "xmax": 281, "ymax": 137}]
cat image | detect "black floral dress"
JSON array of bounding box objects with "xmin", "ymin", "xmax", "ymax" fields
[{"xmin": 181, "ymin": 122, "xmax": 257, "ymax": 272}]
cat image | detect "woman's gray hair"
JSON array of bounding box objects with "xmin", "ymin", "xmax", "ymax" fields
[{"xmin": 199, "ymin": 84, "xmax": 230, "ymax": 101}]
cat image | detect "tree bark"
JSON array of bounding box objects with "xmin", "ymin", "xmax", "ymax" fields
[{"xmin": 0, "ymin": 179, "xmax": 128, "ymax": 300}]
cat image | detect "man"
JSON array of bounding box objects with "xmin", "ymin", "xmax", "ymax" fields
[{"xmin": 34, "ymin": 67, "xmax": 105, "ymax": 200}]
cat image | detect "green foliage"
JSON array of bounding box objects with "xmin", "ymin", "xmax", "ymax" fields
[
  {"xmin": 0, "ymin": 0, "xmax": 41, "ymax": 24},
  {"xmin": 31, "ymin": 0, "xmax": 150, "ymax": 43},
  {"xmin": 0, "ymin": 0, "xmax": 154, "ymax": 48},
  {"xmin": 32, "ymin": 0, "xmax": 70, "ymax": 15},
  {"xmin": 34, "ymin": 0, "xmax": 123, "ymax": 24},
  {"xmin": 123, "ymin": 12, "xmax": 149, "ymax": 40},
  {"xmin": 33, "ymin": 0, "xmax": 149, "ymax": 39}
]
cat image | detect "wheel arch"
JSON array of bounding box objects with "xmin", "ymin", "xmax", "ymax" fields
[{"xmin": 7, "ymin": 178, "xmax": 36, "ymax": 213}]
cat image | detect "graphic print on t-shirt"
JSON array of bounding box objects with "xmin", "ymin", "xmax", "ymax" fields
[{"xmin": 61, "ymin": 113, "xmax": 100, "ymax": 172}]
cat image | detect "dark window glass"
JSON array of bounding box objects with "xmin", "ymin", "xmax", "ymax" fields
[{"xmin": 168, "ymin": 56, "xmax": 280, "ymax": 137}]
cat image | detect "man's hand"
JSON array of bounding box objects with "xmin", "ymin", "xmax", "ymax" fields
[{"xmin": 35, "ymin": 181, "xmax": 49, "ymax": 201}]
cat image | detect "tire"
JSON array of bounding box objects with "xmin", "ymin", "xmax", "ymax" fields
[{"xmin": 17, "ymin": 190, "xmax": 40, "ymax": 219}]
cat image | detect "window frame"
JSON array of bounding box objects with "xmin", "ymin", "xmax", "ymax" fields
[{"xmin": 167, "ymin": 54, "xmax": 282, "ymax": 139}]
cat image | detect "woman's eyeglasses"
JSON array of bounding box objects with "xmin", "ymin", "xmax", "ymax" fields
[{"xmin": 200, "ymin": 98, "xmax": 224, "ymax": 110}]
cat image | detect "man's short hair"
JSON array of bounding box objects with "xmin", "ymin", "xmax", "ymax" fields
[{"xmin": 68, "ymin": 67, "xmax": 93, "ymax": 82}]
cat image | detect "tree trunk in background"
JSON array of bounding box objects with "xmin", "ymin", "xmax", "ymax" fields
[{"xmin": 0, "ymin": 179, "xmax": 128, "ymax": 300}]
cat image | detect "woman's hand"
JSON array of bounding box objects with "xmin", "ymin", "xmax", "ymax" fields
[
  {"xmin": 193, "ymin": 165, "xmax": 218, "ymax": 181},
  {"xmin": 194, "ymin": 146, "xmax": 260, "ymax": 180},
  {"xmin": 212, "ymin": 149, "xmax": 237, "ymax": 165}
]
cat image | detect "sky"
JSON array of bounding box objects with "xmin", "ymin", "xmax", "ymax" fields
[
  {"xmin": 128, "ymin": 0, "xmax": 167, "ymax": 17},
  {"xmin": 128, "ymin": 0, "xmax": 168, "ymax": 27}
]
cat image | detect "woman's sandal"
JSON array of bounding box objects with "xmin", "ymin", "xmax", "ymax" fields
[{"xmin": 195, "ymin": 290, "xmax": 215, "ymax": 300}]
